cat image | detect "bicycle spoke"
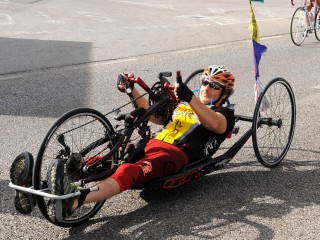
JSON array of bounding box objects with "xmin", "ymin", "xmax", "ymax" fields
[
  {"xmin": 34, "ymin": 108, "xmax": 116, "ymax": 226},
  {"xmin": 253, "ymin": 79, "xmax": 296, "ymax": 167}
]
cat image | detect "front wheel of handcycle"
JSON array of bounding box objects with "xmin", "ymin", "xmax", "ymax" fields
[
  {"xmin": 290, "ymin": 7, "xmax": 308, "ymax": 46},
  {"xmin": 314, "ymin": 7, "xmax": 320, "ymax": 41},
  {"xmin": 252, "ymin": 78, "xmax": 296, "ymax": 168},
  {"xmin": 33, "ymin": 108, "xmax": 117, "ymax": 227}
]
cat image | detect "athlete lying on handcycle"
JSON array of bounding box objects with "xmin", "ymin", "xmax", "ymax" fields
[{"xmin": 10, "ymin": 65, "xmax": 236, "ymax": 222}]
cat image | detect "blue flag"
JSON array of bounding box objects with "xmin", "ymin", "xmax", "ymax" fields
[{"xmin": 252, "ymin": 39, "xmax": 267, "ymax": 79}]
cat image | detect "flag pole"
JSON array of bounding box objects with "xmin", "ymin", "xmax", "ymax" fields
[{"xmin": 249, "ymin": 0, "xmax": 269, "ymax": 110}]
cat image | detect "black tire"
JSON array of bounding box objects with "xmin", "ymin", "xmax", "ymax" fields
[
  {"xmin": 33, "ymin": 108, "xmax": 116, "ymax": 227},
  {"xmin": 314, "ymin": 7, "xmax": 320, "ymax": 41},
  {"xmin": 252, "ymin": 78, "xmax": 296, "ymax": 168},
  {"xmin": 290, "ymin": 7, "xmax": 308, "ymax": 46},
  {"xmin": 184, "ymin": 69, "xmax": 204, "ymax": 97}
]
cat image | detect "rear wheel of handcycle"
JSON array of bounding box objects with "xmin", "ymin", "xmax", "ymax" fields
[
  {"xmin": 252, "ymin": 78, "xmax": 296, "ymax": 168},
  {"xmin": 33, "ymin": 108, "xmax": 116, "ymax": 227},
  {"xmin": 184, "ymin": 69, "xmax": 204, "ymax": 97},
  {"xmin": 290, "ymin": 7, "xmax": 308, "ymax": 46},
  {"xmin": 314, "ymin": 7, "xmax": 320, "ymax": 41}
]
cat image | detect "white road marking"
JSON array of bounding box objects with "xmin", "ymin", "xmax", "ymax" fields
[
  {"xmin": 39, "ymin": 11, "xmax": 64, "ymax": 24},
  {"xmin": 35, "ymin": 31, "xmax": 54, "ymax": 34},
  {"xmin": 186, "ymin": 23, "xmax": 211, "ymax": 27},
  {"xmin": 0, "ymin": 14, "xmax": 13, "ymax": 25},
  {"xmin": 209, "ymin": 7, "xmax": 248, "ymax": 14},
  {"xmin": 177, "ymin": 15, "xmax": 212, "ymax": 20},
  {"xmin": 5, "ymin": 31, "xmax": 31, "ymax": 35},
  {"xmin": 243, "ymin": 35, "xmax": 282, "ymax": 43},
  {"xmin": 209, "ymin": 8, "xmax": 227, "ymax": 14},
  {"xmin": 108, "ymin": 0, "xmax": 176, "ymax": 10},
  {"xmin": 261, "ymin": 36, "xmax": 282, "ymax": 40},
  {"xmin": 77, "ymin": 12, "xmax": 112, "ymax": 23},
  {"xmin": 174, "ymin": 45, "xmax": 219, "ymax": 54},
  {"xmin": 0, "ymin": 73, "xmax": 24, "ymax": 81},
  {"xmin": 90, "ymin": 58, "xmax": 137, "ymax": 67},
  {"xmin": 123, "ymin": 25, "xmax": 171, "ymax": 30},
  {"xmin": 5, "ymin": 30, "xmax": 55, "ymax": 35},
  {"xmin": 214, "ymin": 17, "xmax": 289, "ymax": 26},
  {"xmin": 177, "ymin": 11, "xmax": 289, "ymax": 26}
]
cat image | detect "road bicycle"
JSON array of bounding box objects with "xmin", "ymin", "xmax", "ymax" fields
[
  {"xmin": 290, "ymin": 0, "xmax": 320, "ymax": 46},
  {"xmin": 9, "ymin": 70, "xmax": 296, "ymax": 227}
]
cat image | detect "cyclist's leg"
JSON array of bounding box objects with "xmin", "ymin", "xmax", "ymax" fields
[
  {"xmin": 48, "ymin": 139, "xmax": 189, "ymax": 220},
  {"xmin": 71, "ymin": 148, "xmax": 180, "ymax": 208},
  {"xmin": 81, "ymin": 178, "xmax": 120, "ymax": 204},
  {"xmin": 305, "ymin": 0, "xmax": 314, "ymax": 28},
  {"xmin": 112, "ymin": 139, "xmax": 190, "ymax": 191},
  {"xmin": 316, "ymin": 0, "xmax": 320, "ymax": 21}
]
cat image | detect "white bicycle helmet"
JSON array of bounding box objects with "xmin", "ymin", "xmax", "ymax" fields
[{"xmin": 202, "ymin": 65, "xmax": 235, "ymax": 89}]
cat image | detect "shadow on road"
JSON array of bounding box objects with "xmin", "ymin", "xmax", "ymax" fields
[
  {"xmin": 1, "ymin": 147, "xmax": 319, "ymax": 239},
  {"xmin": 0, "ymin": 37, "xmax": 92, "ymax": 118},
  {"xmin": 57, "ymin": 152, "xmax": 320, "ymax": 239}
]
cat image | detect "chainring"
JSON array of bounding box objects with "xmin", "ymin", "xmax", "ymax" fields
[{"xmin": 148, "ymin": 82, "xmax": 174, "ymax": 122}]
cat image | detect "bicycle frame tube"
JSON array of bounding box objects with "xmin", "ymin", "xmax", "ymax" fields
[
  {"xmin": 80, "ymin": 135, "xmax": 112, "ymax": 157},
  {"xmin": 81, "ymin": 94, "xmax": 171, "ymax": 182},
  {"xmin": 140, "ymin": 113, "xmax": 281, "ymax": 189}
]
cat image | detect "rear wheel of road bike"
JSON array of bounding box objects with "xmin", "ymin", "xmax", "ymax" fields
[
  {"xmin": 290, "ymin": 7, "xmax": 308, "ymax": 46},
  {"xmin": 33, "ymin": 108, "xmax": 116, "ymax": 227},
  {"xmin": 252, "ymin": 78, "xmax": 296, "ymax": 168},
  {"xmin": 184, "ymin": 69, "xmax": 204, "ymax": 97},
  {"xmin": 314, "ymin": 7, "xmax": 320, "ymax": 41}
]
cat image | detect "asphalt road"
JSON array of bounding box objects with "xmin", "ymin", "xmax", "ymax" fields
[{"xmin": 1, "ymin": 0, "xmax": 320, "ymax": 239}]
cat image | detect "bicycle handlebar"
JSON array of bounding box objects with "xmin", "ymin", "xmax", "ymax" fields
[
  {"xmin": 127, "ymin": 76, "xmax": 175, "ymax": 91},
  {"xmin": 126, "ymin": 74, "xmax": 177, "ymax": 104}
]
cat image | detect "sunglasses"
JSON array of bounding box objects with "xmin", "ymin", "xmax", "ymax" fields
[{"xmin": 202, "ymin": 80, "xmax": 223, "ymax": 90}]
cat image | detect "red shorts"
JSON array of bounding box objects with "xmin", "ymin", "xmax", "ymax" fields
[{"xmin": 111, "ymin": 139, "xmax": 190, "ymax": 192}]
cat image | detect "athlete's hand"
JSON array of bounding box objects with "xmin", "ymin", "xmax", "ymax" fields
[
  {"xmin": 117, "ymin": 73, "xmax": 134, "ymax": 93},
  {"xmin": 174, "ymin": 82, "xmax": 194, "ymax": 103}
]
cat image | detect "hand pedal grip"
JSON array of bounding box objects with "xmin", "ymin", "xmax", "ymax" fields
[{"xmin": 176, "ymin": 70, "xmax": 182, "ymax": 84}]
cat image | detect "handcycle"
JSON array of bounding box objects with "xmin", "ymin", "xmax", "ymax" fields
[
  {"xmin": 290, "ymin": 0, "xmax": 320, "ymax": 46},
  {"xmin": 9, "ymin": 70, "xmax": 296, "ymax": 227}
]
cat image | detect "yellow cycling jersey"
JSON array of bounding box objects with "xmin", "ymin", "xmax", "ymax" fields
[
  {"xmin": 154, "ymin": 103, "xmax": 199, "ymax": 144},
  {"xmin": 154, "ymin": 102, "xmax": 235, "ymax": 160}
]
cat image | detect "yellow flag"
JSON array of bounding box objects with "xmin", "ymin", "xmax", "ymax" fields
[{"xmin": 249, "ymin": 3, "xmax": 260, "ymax": 43}]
